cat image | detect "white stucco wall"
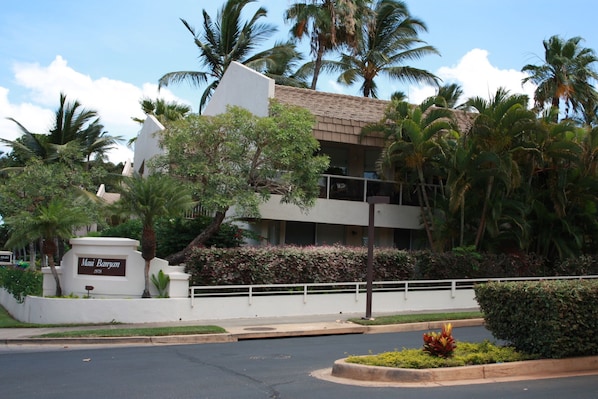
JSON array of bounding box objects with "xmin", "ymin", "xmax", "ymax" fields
[
  {"xmin": 203, "ymin": 61, "xmax": 274, "ymax": 117},
  {"xmin": 0, "ymin": 286, "xmax": 478, "ymax": 324},
  {"xmin": 258, "ymin": 195, "xmax": 422, "ymax": 229},
  {"xmin": 132, "ymin": 114, "xmax": 165, "ymax": 176}
]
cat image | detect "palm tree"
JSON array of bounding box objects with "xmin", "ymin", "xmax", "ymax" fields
[
  {"xmin": 522, "ymin": 35, "xmax": 598, "ymax": 120},
  {"xmin": 254, "ymin": 41, "xmax": 310, "ymax": 88},
  {"xmin": 2, "ymin": 93, "xmax": 121, "ymax": 165},
  {"xmin": 368, "ymin": 97, "xmax": 457, "ymax": 250},
  {"xmin": 285, "ymin": 0, "xmax": 372, "ymax": 90},
  {"xmin": 334, "ymin": 0, "xmax": 440, "ymax": 98},
  {"xmin": 436, "ymin": 83, "xmax": 464, "ymax": 109},
  {"xmin": 132, "ymin": 98, "xmax": 192, "ymax": 124},
  {"xmin": 4, "ymin": 199, "xmax": 92, "ymax": 296},
  {"xmin": 461, "ymin": 88, "xmax": 537, "ymax": 249},
  {"xmin": 114, "ymin": 173, "xmax": 195, "ymax": 298},
  {"xmin": 159, "ymin": 0, "xmax": 292, "ymax": 112}
]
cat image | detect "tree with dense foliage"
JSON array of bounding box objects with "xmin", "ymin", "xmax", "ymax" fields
[
  {"xmin": 333, "ymin": 0, "xmax": 440, "ymax": 97},
  {"xmin": 0, "ymin": 157, "xmax": 108, "ymax": 270},
  {"xmin": 158, "ymin": 0, "xmax": 295, "ymax": 112},
  {"xmin": 4, "ymin": 198, "xmax": 92, "ymax": 296},
  {"xmin": 152, "ymin": 100, "xmax": 329, "ymax": 265},
  {"xmin": 285, "ymin": 0, "xmax": 372, "ymax": 90},
  {"xmin": 522, "ymin": 35, "xmax": 598, "ymax": 120},
  {"xmin": 112, "ymin": 173, "xmax": 195, "ymax": 297}
]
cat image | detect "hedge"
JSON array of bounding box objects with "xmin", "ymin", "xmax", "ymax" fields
[
  {"xmin": 474, "ymin": 280, "xmax": 598, "ymax": 358},
  {"xmin": 186, "ymin": 246, "xmax": 414, "ymax": 286},
  {"xmin": 186, "ymin": 246, "xmax": 588, "ymax": 286}
]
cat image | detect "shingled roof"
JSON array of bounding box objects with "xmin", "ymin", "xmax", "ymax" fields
[
  {"xmin": 274, "ymin": 85, "xmax": 475, "ymax": 147},
  {"xmin": 274, "ymin": 85, "xmax": 388, "ymax": 147},
  {"xmin": 274, "ymin": 85, "xmax": 389, "ymax": 123}
]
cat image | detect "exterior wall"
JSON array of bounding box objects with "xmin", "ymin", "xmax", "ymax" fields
[
  {"xmin": 203, "ymin": 61, "xmax": 274, "ymax": 117},
  {"xmin": 43, "ymin": 237, "xmax": 189, "ymax": 299},
  {"xmin": 0, "ymin": 287, "xmax": 478, "ymax": 324},
  {"xmin": 132, "ymin": 114, "xmax": 165, "ymax": 176},
  {"xmin": 258, "ymin": 195, "xmax": 421, "ymax": 230}
]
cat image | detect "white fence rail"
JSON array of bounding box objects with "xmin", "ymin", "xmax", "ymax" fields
[
  {"xmin": 189, "ymin": 274, "xmax": 598, "ymax": 307},
  {"xmin": 3, "ymin": 276, "xmax": 597, "ymax": 324}
]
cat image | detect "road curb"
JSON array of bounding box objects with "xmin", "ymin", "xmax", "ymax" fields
[
  {"xmin": 364, "ymin": 318, "xmax": 484, "ymax": 334},
  {"xmin": 0, "ymin": 318, "xmax": 486, "ymax": 345},
  {"xmin": 329, "ymin": 355, "xmax": 598, "ymax": 386}
]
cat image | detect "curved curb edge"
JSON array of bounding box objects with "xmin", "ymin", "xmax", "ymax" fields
[{"xmin": 323, "ymin": 355, "xmax": 598, "ymax": 387}]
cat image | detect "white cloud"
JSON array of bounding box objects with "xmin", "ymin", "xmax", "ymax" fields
[
  {"xmin": 0, "ymin": 87, "xmax": 54, "ymax": 139},
  {"xmin": 324, "ymin": 79, "xmax": 353, "ymax": 96},
  {"xmin": 2, "ymin": 56, "xmax": 190, "ymax": 163},
  {"xmin": 407, "ymin": 48, "xmax": 536, "ymax": 106}
]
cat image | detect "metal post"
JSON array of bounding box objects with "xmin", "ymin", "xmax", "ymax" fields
[{"xmin": 364, "ymin": 196, "xmax": 389, "ymax": 320}]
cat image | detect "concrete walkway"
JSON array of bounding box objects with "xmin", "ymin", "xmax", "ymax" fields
[{"xmin": 0, "ymin": 313, "xmax": 484, "ymax": 345}]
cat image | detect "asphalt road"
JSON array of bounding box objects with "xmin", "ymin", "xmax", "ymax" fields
[{"xmin": 1, "ymin": 326, "xmax": 597, "ymax": 399}]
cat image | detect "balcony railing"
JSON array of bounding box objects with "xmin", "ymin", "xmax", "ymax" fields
[
  {"xmin": 319, "ymin": 174, "xmax": 437, "ymax": 206},
  {"xmin": 186, "ymin": 174, "xmax": 439, "ymax": 219}
]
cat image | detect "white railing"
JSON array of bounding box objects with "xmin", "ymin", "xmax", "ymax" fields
[
  {"xmin": 189, "ymin": 275, "xmax": 598, "ymax": 308},
  {"xmin": 318, "ymin": 174, "xmax": 444, "ymax": 205}
]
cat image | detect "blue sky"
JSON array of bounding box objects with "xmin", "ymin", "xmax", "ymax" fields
[{"xmin": 1, "ymin": 0, "xmax": 597, "ymax": 163}]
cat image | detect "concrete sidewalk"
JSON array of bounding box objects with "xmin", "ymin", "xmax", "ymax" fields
[{"xmin": 0, "ymin": 313, "xmax": 485, "ymax": 345}]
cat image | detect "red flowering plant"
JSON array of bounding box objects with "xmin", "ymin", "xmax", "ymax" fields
[{"xmin": 422, "ymin": 323, "xmax": 457, "ymax": 358}]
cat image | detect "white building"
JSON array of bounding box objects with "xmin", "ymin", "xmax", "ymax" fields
[{"xmin": 133, "ymin": 62, "xmax": 430, "ymax": 249}]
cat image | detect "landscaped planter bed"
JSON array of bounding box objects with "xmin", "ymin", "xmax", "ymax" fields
[{"xmin": 326, "ymin": 355, "xmax": 598, "ymax": 386}]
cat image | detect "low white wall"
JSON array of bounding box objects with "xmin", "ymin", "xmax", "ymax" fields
[
  {"xmin": 0, "ymin": 287, "xmax": 478, "ymax": 324},
  {"xmin": 44, "ymin": 237, "xmax": 189, "ymax": 299}
]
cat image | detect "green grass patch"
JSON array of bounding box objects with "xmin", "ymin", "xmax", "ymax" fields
[
  {"xmin": 349, "ymin": 311, "xmax": 483, "ymax": 326},
  {"xmin": 0, "ymin": 306, "xmax": 122, "ymax": 328},
  {"xmin": 0, "ymin": 306, "xmax": 30, "ymax": 328},
  {"xmin": 347, "ymin": 340, "xmax": 538, "ymax": 369},
  {"xmin": 38, "ymin": 325, "xmax": 226, "ymax": 338}
]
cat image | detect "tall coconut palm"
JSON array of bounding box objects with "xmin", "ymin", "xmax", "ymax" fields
[
  {"xmin": 285, "ymin": 0, "xmax": 372, "ymax": 90},
  {"xmin": 4, "ymin": 198, "xmax": 92, "ymax": 296},
  {"xmin": 2, "ymin": 93, "xmax": 121, "ymax": 165},
  {"xmin": 333, "ymin": 0, "xmax": 440, "ymax": 98},
  {"xmin": 159, "ymin": 0, "xmax": 292, "ymax": 112},
  {"xmin": 522, "ymin": 35, "xmax": 598, "ymax": 119},
  {"xmin": 114, "ymin": 173, "xmax": 195, "ymax": 298},
  {"xmin": 254, "ymin": 41, "xmax": 310, "ymax": 88}
]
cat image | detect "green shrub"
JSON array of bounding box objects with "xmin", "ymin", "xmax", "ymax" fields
[
  {"xmin": 186, "ymin": 246, "xmax": 414, "ymax": 286},
  {"xmin": 151, "ymin": 270, "xmax": 170, "ymax": 298},
  {"xmin": 186, "ymin": 246, "xmax": 598, "ymax": 286},
  {"xmin": 553, "ymin": 255, "xmax": 598, "ymax": 275},
  {"xmin": 0, "ymin": 267, "xmax": 42, "ymax": 303},
  {"xmin": 415, "ymin": 250, "xmax": 548, "ymax": 279},
  {"xmin": 475, "ymin": 280, "xmax": 598, "ymax": 358},
  {"xmin": 347, "ymin": 341, "xmax": 535, "ymax": 368}
]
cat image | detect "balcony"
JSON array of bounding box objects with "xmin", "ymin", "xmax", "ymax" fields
[{"xmin": 319, "ymin": 174, "xmax": 422, "ymax": 206}]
